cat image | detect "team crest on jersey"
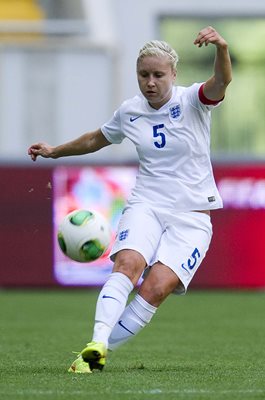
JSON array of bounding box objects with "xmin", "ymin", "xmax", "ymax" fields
[
  {"xmin": 119, "ymin": 229, "xmax": 129, "ymax": 241},
  {"xmin": 169, "ymin": 104, "xmax": 181, "ymax": 120}
]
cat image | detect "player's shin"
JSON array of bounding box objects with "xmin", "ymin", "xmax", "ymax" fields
[
  {"xmin": 92, "ymin": 272, "xmax": 134, "ymax": 347},
  {"xmin": 108, "ymin": 294, "xmax": 157, "ymax": 350}
]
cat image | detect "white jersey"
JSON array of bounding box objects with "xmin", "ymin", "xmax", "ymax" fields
[{"xmin": 101, "ymin": 83, "xmax": 223, "ymax": 211}]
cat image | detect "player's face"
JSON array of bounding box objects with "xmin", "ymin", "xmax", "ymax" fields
[{"xmin": 137, "ymin": 55, "xmax": 176, "ymax": 109}]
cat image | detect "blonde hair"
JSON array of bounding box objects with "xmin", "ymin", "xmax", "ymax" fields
[{"xmin": 137, "ymin": 40, "xmax": 179, "ymax": 71}]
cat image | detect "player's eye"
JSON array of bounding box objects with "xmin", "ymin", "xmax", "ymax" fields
[
  {"xmin": 154, "ymin": 72, "xmax": 164, "ymax": 78},
  {"xmin": 139, "ymin": 71, "xmax": 149, "ymax": 78}
]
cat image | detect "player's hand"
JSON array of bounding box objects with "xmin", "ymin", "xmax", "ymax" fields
[
  {"xmin": 194, "ymin": 26, "xmax": 227, "ymax": 48},
  {"xmin": 28, "ymin": 142, "xmax": 55, "ymax": 161}
]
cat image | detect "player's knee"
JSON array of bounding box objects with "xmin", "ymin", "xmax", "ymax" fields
[
  {"xmin": 113, "ymin": 250, "xmax": 146, "ymax": 285},
  {"xmin": 139, "ymin": 265, "xmax": 180, "ymax": 306},
  {"xmin": 142, "ymin": 281, "xmax": 169, "ymax": 305}
]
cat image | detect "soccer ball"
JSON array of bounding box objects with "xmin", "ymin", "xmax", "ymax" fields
[{"xmin": 57, "ymin": 209, "xmax": 111, "ymax": 263}]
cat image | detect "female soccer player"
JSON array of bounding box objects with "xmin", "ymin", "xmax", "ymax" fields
[{"xmin": 28, "ymin": 26, "xmax": 232, "ymax": 373}]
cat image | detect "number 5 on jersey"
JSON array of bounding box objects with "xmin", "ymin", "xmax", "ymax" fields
[{"xmin": 153, "ymin": 124, "xmax": 166, "ymax": 148}]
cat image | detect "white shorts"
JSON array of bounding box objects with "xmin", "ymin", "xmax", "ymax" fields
[{"xmin": 110, "ymin": 204, "xmax": 213, "ymax": 295}]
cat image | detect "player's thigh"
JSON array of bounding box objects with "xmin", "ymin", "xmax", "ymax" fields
[
  {"xmin": 156, "ymin": 211, "xmax": 213, "ymax": 295},
  {"xmin": 110, "ymin": 204, "xmax": 163, "ymax": 266}
]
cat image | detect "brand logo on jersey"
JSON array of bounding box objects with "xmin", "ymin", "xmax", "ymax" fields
[
  {"xmin": 102, "ymin": 294, "xmax": 118, "ymax": 300},
  {"xmin": 208, "ymin": 196, "xmax": 216, "ymax": 203},
  {"xmin": 130, "ymin": 115, "xmax": 142, "ymax": 122},
  {"xmin": 169, "ymin": 104, "xmax": 181, "ymax": 120}
]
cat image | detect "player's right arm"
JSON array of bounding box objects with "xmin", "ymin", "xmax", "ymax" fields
[{"xmin": 28, "ymin": 129, "xmax": 111, "ymax": 161}]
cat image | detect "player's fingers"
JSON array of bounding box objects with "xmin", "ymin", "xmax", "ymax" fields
[
  {"xmin": 28, "ymin": 146, "xmax": 35, "ymax": 159},
  {"xmin": 195, "ymin": 31, "xmax": 214, "ymax": 43},
  {"xmin": 28, "ymin": 144, "xmax": 44, "ymax": 160},
  {"xmin": 194, "ymin": 26, "xmax": 216, "ymax": 46},
  {"xmin": 28, "ymin": 150, "xmax": 37, "ymax": 161},
  {"xmin": 203, "ymin": 34, "xmax": 217, "ymax": 47},
  {"xmin": 193, "ymin": 29, "xmax": 207, "ymax": 43},
  {"xmin": 195, "ymin": 33, "xmax": 218, "ymax": 47},
  {"xmin": 28, "ymin": 145, "xmax": 34, "ymax": 154}
]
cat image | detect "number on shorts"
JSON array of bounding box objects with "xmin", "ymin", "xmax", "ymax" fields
[{"xmin": 181, "ymin": 247, "xmax": 201, "ymax": 272}]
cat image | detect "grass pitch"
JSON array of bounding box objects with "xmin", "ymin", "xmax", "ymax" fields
[{"xmin": 0, "ymin": 289, "xmax": 265, "ymax": 400}]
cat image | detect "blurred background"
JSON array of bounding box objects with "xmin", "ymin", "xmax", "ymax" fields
[{"xmin": 0, "ymin": 0, "xmax": 265, "ymax": 289}]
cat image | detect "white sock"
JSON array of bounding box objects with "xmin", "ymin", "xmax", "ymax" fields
[
  {"xmin": 92, "ymin": 272, "xmax": 134, "ymax": 347},
  {"xmin": 108, "ymin": 294, "xmax": 157, "ymax": 350}
]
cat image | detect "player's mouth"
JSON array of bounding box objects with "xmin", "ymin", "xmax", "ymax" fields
[{"xmin": 146, "ymin": 90, "xmax": 157, "ymax": 96}]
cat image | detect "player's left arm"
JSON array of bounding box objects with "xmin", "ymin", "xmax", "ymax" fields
[{"xmin": 194, "ymin": 26, "xmax": 232, "ymax": 102}]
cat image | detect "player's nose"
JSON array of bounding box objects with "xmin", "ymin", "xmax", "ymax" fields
[{"xmin": 147, "ymin": 78, "xmax": 155, "ymax": 87}]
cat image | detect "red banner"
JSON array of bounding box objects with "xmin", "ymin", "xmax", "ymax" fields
[
  {"xmin": 192, "ymin": 164, "xmax": 265, "ymax": 289},
  {"xmin": 1, "ymin": 164, "xmax": 265, "ymax": 289}
]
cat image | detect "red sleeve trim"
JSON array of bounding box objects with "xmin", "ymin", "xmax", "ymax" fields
[{"xmin": 198, "ymin": 84, "xmax": 224, "ymax": 105}]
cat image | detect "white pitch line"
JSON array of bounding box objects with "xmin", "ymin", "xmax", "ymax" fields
[
  {"xmin": 1, "ymin": 388, "xmax": 265, "ymax": 396},
  {"xmin": 122, "ymin": 389, "xmax": 265, "ymax": 395}
]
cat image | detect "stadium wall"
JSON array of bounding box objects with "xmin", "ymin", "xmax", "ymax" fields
[
  {"xmin": 0, "ymin": 166, "xmax": 54, "ymax": 286},
  {"xmin": 1, "ymin": 164, "xmax": 265, "ymax": 290}
]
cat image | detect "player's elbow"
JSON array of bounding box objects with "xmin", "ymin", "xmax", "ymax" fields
[
  {"xmin": 216, "ymin": 74, "xmax": 232, "ymax": 89},
  {"xmin": 224, "ymin": 73, "xmax": 232, "ymax": 87}
]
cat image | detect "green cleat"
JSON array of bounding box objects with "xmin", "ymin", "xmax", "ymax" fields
[
  {"xmin": 68, "ymin": 355, "xmax": 92, "ymax": 374},
  {"xmin": 81, "ymin": 341, "xmax": 107, "ymax": 371}
]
